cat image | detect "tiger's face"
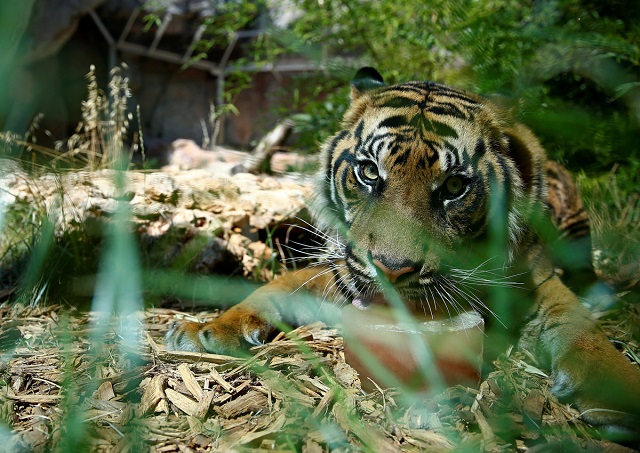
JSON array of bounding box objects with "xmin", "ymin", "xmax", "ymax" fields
[{"xmin": 315, "ymin": 68, "xmax": 546, "ymax": 314}]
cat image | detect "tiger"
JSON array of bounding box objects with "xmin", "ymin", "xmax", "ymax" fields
[{"xmin": 166, "ymin": 67, "xmax": 640, "ymax": 434}]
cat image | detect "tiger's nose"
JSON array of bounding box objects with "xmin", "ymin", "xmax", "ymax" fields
[{"xmin": 372, "ymin": 257, "xmax": 418, "ymax": 283}]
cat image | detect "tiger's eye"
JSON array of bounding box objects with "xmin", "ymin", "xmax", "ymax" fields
[
  {"xmin": 444, "ymin": 176, "xmax": 464, "ymax": 197},
  {"xmin": 360, "ymin": 162, "xmax": 379, "ymax": 181}
]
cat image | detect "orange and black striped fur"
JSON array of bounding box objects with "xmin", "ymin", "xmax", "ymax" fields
[{"xmin": 166, "ymin": 68, "xmax": 640, "ymax": 434}]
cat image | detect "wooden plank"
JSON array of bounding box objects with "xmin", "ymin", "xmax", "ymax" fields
[
  {"xmin": 3, "ymin": 393, "xmax": 63, "ymax": 404},
  {"xmin": 165, "ymin": 388, "xmax": 198, "ymax": 416},
  {"xmin": 177, "ymin": 363, "xmax": 204, "ymax": 401},
  {"xmin": 209, "ymin": 366, "xmax": 235, "ymax": 393}
]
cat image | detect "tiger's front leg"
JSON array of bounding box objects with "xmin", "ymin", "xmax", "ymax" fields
[
  {"xmin": 165, "ymin": 265, "xmax": 341, "ymax": 355},
  {"xmin": 522, "ymin": 264, "xmax": 640, "ymax": 435}
]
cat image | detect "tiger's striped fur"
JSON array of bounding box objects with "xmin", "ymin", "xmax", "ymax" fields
[
  {"xmin": 166, "ymin": 68, "xmax": 640, "ymax": 434},
  {"xmin": 312, "ymin": 70, "xmax": 546, "ymax": 307}
]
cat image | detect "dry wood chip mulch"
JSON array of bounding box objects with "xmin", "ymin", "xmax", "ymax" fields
[{"xmin": 0, "ymin": 302, "xmax": 637, "ymax": 453}]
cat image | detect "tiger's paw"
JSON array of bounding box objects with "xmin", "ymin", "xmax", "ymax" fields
[
  {"xmin": 164, "ymin": 321, "xmax": 209, "ymax": 353},
  {"xmin": 551, "ymin": 344, "xmax": 640, "ymax": 439},
  {"xmin": 164, "ymin": 308, "xmax": 274, "ymax": 355}
]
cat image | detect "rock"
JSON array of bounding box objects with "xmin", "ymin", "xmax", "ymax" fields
[
  {"xmin": 1, "ymin": 163, "xmax": 313, "ymax": 283},
  {"xmin": 172, "ymin": 208, "xmax": 223, "ymax": 235},
  {"xmin": 25, "ymin": 0, "xmax": 106, "ymax": 62},
  {"xmin": 168, "ymin": 139, "xmax": 247, "ymax": 175},
  {"xmin": 167, "ymin": 139, "xmax": 318, "ymax": 178},
  {"xmin": 144, "ymin": 172, "xmax": 178, "ymax": 204},
  {"xmin": 232, "ymin": 173, "xmax": 261, "ymax": 194},
  {"xmin": 194, "ymin": 237, "xmax": 237, "ymax": 274}
]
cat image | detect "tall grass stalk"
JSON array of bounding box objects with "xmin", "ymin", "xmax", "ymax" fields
[
  {"xmin": 579, "ymin": 169, "xmax": 640, "ymax": 289},
  {"xmin": 91, "ymin": 156, "xmax": 143, "ymax": 352},
  {"xmin": 60, "ymin": 65, "xmax": 133, "ymax": 170}
]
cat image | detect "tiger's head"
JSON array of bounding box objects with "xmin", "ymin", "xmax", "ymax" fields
[{"xmin": 314, "ymin": 67, "xmax": 548, "ymax": 315}]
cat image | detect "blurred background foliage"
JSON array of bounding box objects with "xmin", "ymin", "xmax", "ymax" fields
[
  {"xmin": 255, "ymin": 0, "xmax": 640, "ymax": 196},
  {"xmin": 2, "ymin": 0, "xmax": 638, "ymax": 188}
]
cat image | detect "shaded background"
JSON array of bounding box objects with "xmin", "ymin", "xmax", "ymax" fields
[{"xmin": 1, "ymin": 0, "xmax": 639, "ymax": 185}]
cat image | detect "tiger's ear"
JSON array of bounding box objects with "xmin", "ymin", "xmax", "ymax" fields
[
  {"xmin": 351, "ymin": 67, "xmax": 386, "ymax": 101},
  {"xmin": 502, "ymin": 123, "xmax": 546, "ymax": 194}
]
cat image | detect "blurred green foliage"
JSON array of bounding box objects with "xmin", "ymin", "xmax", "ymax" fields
[
  {"xmin": 0, "ymin": 1, "xmax": 36, "ymax": 134},
  {"xmin": 137, "ymin": 0, "xmax": 640, "ymax": 196},
  {"xmin": 269, "ymin": 0, "xmax": 640, "ymax": 194}
]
